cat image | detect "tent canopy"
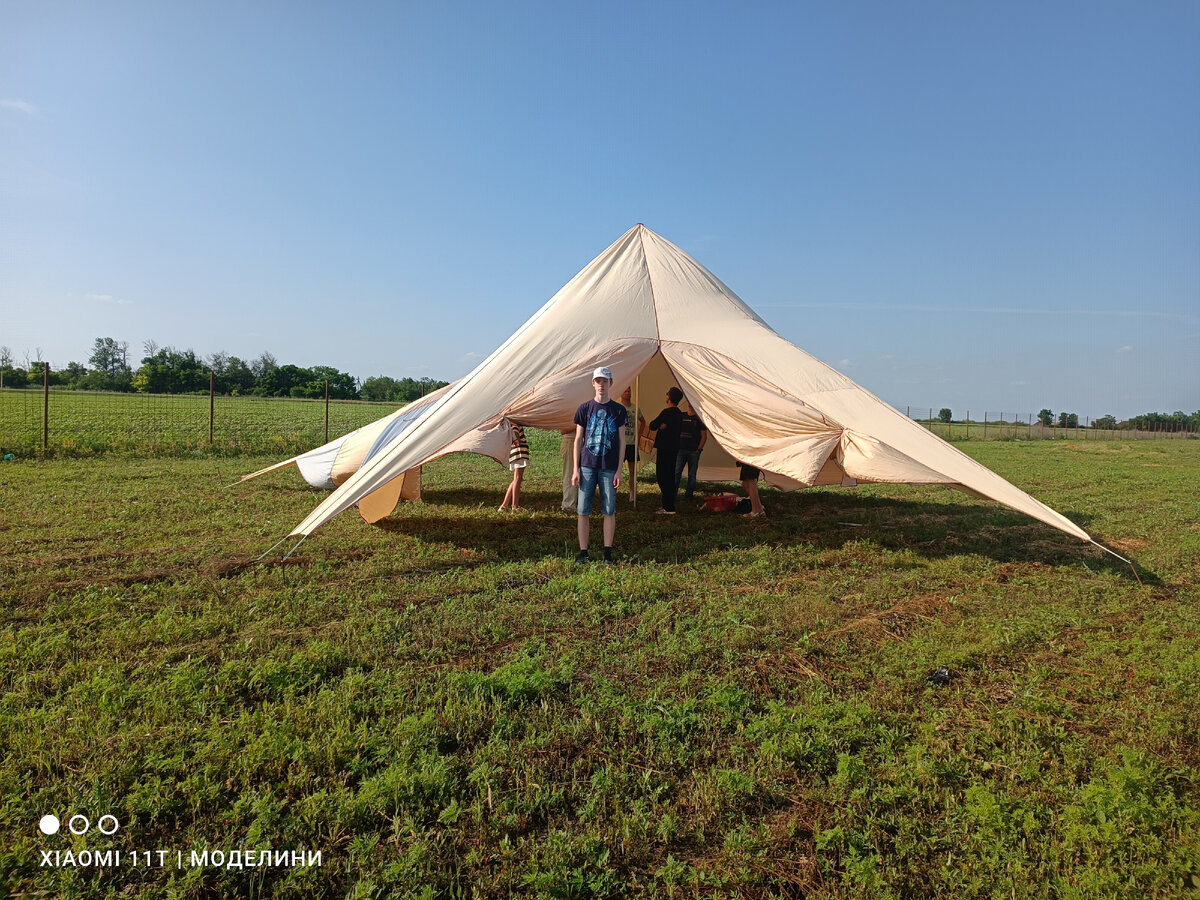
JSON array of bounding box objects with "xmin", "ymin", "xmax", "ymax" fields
[{"xmin": 279, "ymin": 224, "xmax": 1090, "ymax": 544}]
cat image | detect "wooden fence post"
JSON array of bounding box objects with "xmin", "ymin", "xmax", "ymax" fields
[
  {"xmin": 324, "ymin": 380, "xmax": 330, "ymax": 443},
  {"xmin": 209, "ymin": 371, "xmax": 215, "ymax": 444}
]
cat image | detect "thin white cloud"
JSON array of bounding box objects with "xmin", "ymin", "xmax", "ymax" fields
[
  {"xmin": 0, "ymin": 99, "xmax": 36, "ymax": 114},
  {"xmin": 1116, "ymin": 345, "xmax": 1133, "ymax": 354},
  {"xmin": 759, "ymin": 301, "xmax": 1199, "ymax": 325},
  {"xmin": 86, "ymin": 293, "xmax": 133, "ymax": 306}
]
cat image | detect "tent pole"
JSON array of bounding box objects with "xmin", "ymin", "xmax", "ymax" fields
[{"xmin": 632, "ymin": 375, "xmax": 639, "ymax": 508}]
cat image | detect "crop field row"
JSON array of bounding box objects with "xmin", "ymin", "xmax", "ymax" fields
[{"xmin": 2, "ymin": 439, "xmax": 1199, "ymax": 898}]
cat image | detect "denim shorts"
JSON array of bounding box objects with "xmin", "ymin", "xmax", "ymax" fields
[{"xmin": 578, "ymin": 466, "xmax": 617, "ymax": 516}]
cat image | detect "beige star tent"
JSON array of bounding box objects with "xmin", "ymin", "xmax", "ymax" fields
[{"xmin": 278, "ymin": 224, "xmax": 1095, "ymax": 549}]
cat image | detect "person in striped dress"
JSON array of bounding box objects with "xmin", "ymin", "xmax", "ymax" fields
[{"xmin": 499, "ymin": 423, "xmax": 530, "ymax": 511}]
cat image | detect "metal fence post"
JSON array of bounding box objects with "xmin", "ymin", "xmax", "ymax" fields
[{"xmin": 43, "ymin": 362, "xmax": 49, "ymax": 451}]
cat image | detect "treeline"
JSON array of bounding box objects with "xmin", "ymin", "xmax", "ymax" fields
[
  {"xmin": 0, "ymin": 338, "xmax": 447, "ymax": 403},
  {"xmin": 934, "ymin": 407, "xmax": 1200, "ymax": 431},
  {"xmin": 1123, "ymin": 411, "xmax": 1200, "ymax": 432},
  {"xmin": 1036, "ymin": 408, "xmax": 1199, "ymax": 431}
]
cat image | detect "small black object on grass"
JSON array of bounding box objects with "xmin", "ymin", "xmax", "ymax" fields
[{"xmin": 928, "ymin": 666, "xmax": 952, "ymax": 685}]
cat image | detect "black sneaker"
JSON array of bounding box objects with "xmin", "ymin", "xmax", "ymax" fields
[
  {"xmin": 575, "ymin": 550, "xmax": 590, "ymax": 565},
  {"xmin": 602, "ymin": 548, "xmax": 614, "ymax": 565}
]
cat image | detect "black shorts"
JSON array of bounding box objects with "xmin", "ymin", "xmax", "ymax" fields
[
  {"xmin": 625, "ymin": 445, "xmax": 637, "ymax": 463},
  {"xmin": 738, "ymin": 463, "xmax": 760, "ymax": 481}
]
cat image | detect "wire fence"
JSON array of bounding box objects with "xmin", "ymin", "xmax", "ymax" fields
[
  {"xmin": 900, "ymin": 407, "xmax": 1198, "ymax": 442},
  {"xmin": 0, "ymin": 386, "xmax": 402, "ymax": 457},
  {"xmin": 2, "ymin": 384, "xmax": 1196, "ymax": 459}
]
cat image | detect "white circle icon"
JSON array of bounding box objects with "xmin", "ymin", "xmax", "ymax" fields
[
  {"xmin": 68, "ymin": 815, "xmax": 90, "ymax": 835},
  {"xmin": 98, "ymin": 815, "xmax": 119, "ymax": 835},
  {"xmin": 39, "ymin": 815, "xmax": 60, "ymax": 835}
]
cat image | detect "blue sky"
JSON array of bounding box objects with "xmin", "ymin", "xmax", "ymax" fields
[{"xmin": 2, "ymin": 1, "xmax": 1197, "ymax": 421}]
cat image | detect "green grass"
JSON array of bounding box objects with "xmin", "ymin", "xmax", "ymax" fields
[
  {"xmin": 921, "ymin": 419, "xmax": 1195, "ymax": 442},
  {"xmin": 1, "ymin": 439, "xmax": 1198, "ymax": 898}
]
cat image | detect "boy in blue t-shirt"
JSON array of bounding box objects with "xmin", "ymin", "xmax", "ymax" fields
[{"xmin": 571, "ymin": 366, "xmax": 627, "ymax": 564}]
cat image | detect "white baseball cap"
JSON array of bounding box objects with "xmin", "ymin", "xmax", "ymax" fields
[{"xmin": 592, "ymin": 366, "xmax": 613, "ymax": 381}]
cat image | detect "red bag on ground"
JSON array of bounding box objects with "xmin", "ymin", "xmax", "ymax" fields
[{"xmin": 704, "ymin": 493, "xmax": 739, "ymax": 512}]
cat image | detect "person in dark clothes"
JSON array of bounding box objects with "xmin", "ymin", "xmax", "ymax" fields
[
  {"xmin": 738, "ymin": 462, "xmax": 767, "ymax": 517},
  {"xmin": 674, "ymin": 400, "xmax": 708, "ymax": 502},
  {"xmin": 649, "ymin": 387, "xmax": 685, "ymax": 514}
]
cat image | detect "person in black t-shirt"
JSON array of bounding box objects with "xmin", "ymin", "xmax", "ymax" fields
[
  {"xmin": 649, "ymin": 387, "xmax": 684, "ymax": 514},
  {"xmin": 674, "ymin": 402, "xmax": 708, "ymax": 502}
]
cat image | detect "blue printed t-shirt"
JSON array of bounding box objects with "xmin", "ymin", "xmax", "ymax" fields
[{"xmin": 574, "ymin": 399, "xmax": 628, "ymax": 472}]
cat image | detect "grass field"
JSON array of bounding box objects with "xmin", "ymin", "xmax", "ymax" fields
[{"xmin": 2, "ymin": 437, "xmax": 1198, "ymax": 898}]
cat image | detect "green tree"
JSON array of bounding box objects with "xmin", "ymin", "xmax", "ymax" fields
[
  {"xmin": 88, "ymin": 337, "xmax": 129, "ymax": 378},
  {"xmin": 1093, "ymin": 414, "xmax": 1117, "ymax": 430},
  {"xmin": 85, "ymin": 337, "xmax": 133, "ymax": 391},
  {"xmin": 398, "ymin": 377, "xmax": 447, "ymax": 403},
  {"xmin": 1128, "ymin": 410, "xmax": 1198, "ymax": 433},
  {"xmin": 0, "ymin": 345, "xmax": 22, "ymax": 388},
  {"xmin": 207, "ymin": 351, "xmax": 254, "ymax": 395},
  {"xmin": 251, "ymin": 351, "xmax": 277, "ymax": 379},
  {"xmin": 62, "ymin": 361, "xmax": 89, "ymax": 387},
  {"xmin": 221, "ymin": 356, "xmax": 256, "ymax": 395},
  {"xmin": 254, "ymin": 364, "xmax": 311, "ymax": 397},
  {"xmin": 937, "ymin": 408, "xmax": 952, "ymax": 424},
  {"xmin": 308, "ymin": 366, "xmax": 359, "ymax": 400},
  {"xmin": 136, "ymin": 347, "xmax": 208, "ymax": 393},
  {"xmin": 1038, "ymin": 409, "xmax": 1054, "ymax": 427},
  {"xmin": 361, "ymin": 375, "xmax": 400, "ymax": 402},
  {"xmin": 360, "ymin": 375, "xmax": 447, "ymax": 403},
  {"xmin": 26, "ymin": 357, "xmax": 48, "ymax": 386}
]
